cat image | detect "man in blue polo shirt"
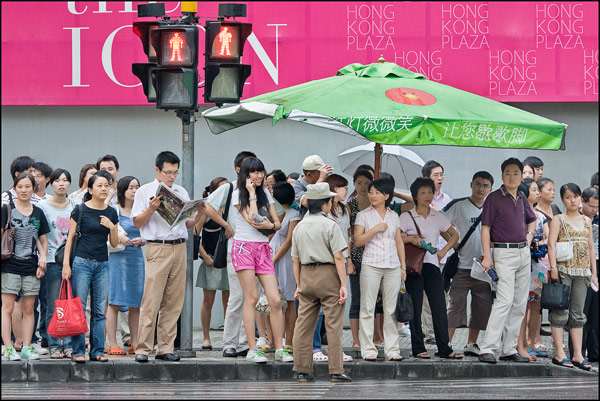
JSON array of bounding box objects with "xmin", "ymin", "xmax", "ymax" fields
[{"xmin": 478, "ymin": 158, "xmax": 537, "ymax": 364}]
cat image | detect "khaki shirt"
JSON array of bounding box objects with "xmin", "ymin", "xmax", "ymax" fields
[{"xmin": 291, "ymin": 213, "xmax": 347, "ymax": 265}]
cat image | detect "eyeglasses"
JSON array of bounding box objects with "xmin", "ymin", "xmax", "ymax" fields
[
  {"xmin": 161, "ymin": 170, "xmax": 179, "ymax": 176},
  {"xmin": 431, "ymin": 173, "xmax": 444, "ymax": 178},
  {"xmin": 473, "ymin": 182, "xmax": 492, "ymax": 189}
]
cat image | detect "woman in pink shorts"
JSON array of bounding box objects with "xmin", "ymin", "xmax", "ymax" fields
[{"xmin": 230, "ymin": 157, "xmax": 293, "ymax": 364}]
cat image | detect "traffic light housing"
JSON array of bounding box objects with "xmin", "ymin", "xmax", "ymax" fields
[{"xmin": 204, "ymin": 21, "xmax": 252, "ymax": 105}]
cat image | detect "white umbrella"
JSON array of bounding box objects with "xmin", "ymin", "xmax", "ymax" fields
[{"xmin": 338, "ymin": 143, "xmax": 425, "ymax": 189}]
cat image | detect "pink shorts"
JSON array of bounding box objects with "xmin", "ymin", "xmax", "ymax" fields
[{"xmin": 231, "ymin": 239, "xmax": 275, "ymax": 275}]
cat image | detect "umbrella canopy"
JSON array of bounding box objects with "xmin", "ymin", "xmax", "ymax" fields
[
  {"xmin": 203, "ymin": 61, "xmax": 567, "ymax": 150},
  {"xmin": 339, "ymin": 144, "xmax": 425, "ymax": 189}
]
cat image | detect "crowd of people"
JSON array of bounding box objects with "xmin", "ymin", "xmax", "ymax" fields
[{"xmin": 1, "ymin": 152, "xmax": 598, "ymax": 383}]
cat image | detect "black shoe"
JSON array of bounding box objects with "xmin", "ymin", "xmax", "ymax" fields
[
  {"xmin": 223, "ymin": 347, "xmax": 237, "ymax": 357},
  {"xmin": 155, "ymin": 353, "xmax": 180, "ymax": 361},
  {"xmin": 499, "ymin": 353, "xmax": 529, "ymax": 363},
  {"xmin": 330, "ymin": 373, "xmax": 352, "ymax": 383},
  {"xmin": 297, "ymin": 373, "xmax": 315, "ymax": 382},
  {"xmin": 235, "ymin": 348, "xmax": 249, "ymax": 357},
  {"xmin": 478, "ymin": 353, "xmax": 497, "ymax": 364},
  {"xmin": 540, "ymin": 327, "xmax": 552, "ymax": 336},
  {"xmin": 425, "ymin": 338, "xmax": 436, "ymax": 345},
  {"xmin": 202, "ymin": 344, "xmax": 213, "ymax": 350},
  {"xmin": 135, "ymin": 354, "xmax": 148, "ymax": 363}
]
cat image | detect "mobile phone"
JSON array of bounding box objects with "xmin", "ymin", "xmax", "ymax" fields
[
  {"xmin": 487, "ymin": 268, "xmax": 499, "ymax": 282},
  {"xmin": 251, "ymin": 213, "xmax": 264, "ymax": 223}
]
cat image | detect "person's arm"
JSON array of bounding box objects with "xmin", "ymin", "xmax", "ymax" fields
[
  {"xmin": 204, "ymin": 203, "xmax": 234, "ymax": 238},
  {"xmin": 194, "ymin": 215, "xmax": 213, "ymax": 266},
  {"xmin": 395, "ymin": 228, "xmax": 407, "ymax": 282},
  {"xmin": 185, "ymin": 202, "xmax": 207, "ymax": 229},
  {"xmin": 526, "ymin": 220, "xmax": 536, "ymax": 247},
  {"xmin": 547, "ymin": 217, "xmax": 560, "ymax": 281},
  {"xmin": 132, "ymin": 195, "xmax": 162, "ymax": 229},
  {"xmin": 62, "ymin": 218, "xmax": 78, "ymax": 279},
  {"xmin": 333, "ymin": 251, "xmax": 348, "ymax": 304},
  {"xmin": 438, "ymin": 225, "xmax": 459, "ymax": 261},
  {"xmin": 101, "ymin": 215, "xmax": 119, "ymax": 248},
  {"xmin": 480, "ymin": 225, "xmax": 493, "ymax": 272},
  {"xmin": 293, "ymin": 257, "xmax": 301, "ymax": 299},
  {"xmin": 273, "ymin": 220, "xmax": 299, "ymax": 264},
  {"xmin": 586, "ymin": 217, "xmax": 597, "ymax": 286},
  {"xmin": 354, "ymin": 222, "xmax": 387, "ymax": 247},
  {"xmin": 36, "ymin": 234, "xmax": 48, "ymax": 277},
  {"xmin": 394, "ymin": 190, "xmax": 413, "ymax": 203}
]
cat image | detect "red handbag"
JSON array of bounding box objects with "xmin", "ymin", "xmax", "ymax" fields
[{"xmin": 47, "ymin": 279, "xmax": 89, "ymax": 338}]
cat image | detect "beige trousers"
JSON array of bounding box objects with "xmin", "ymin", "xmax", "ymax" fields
[{"xmin": 135, "ymin": 242, "xmax": 187, "ymax": 356}]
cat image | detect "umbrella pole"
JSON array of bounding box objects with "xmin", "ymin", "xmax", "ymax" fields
[{"xmin": 374, "ymin": 142, "xmax": 382, "ymax": 180}]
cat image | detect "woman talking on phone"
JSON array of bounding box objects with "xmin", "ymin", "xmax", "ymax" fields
[{"xmin": 229, "ymin": 157, "xmax": 292, "ymax": 364}]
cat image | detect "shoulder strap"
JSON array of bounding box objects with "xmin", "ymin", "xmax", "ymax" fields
[
  {"xmin": 3, "ymin": 202, "xmax": 12, "ymax": 230},
  {"xmin": 558, "ymin": 214, "xmax": 572, "ymax": 243},
  {"xmin": 456, "ymin": 214, "xmax": 482, "ymax": 252},
  {"xmin": 408, "ymin": 212, "xmax": 423, "ymax": 237},
  {"xmin": 75, "ymin": 204, "xmax": 84, "ymax": 235},
  {"xmin": 221, "ymin": 183, "xmax": 234, "ymax": 221}
]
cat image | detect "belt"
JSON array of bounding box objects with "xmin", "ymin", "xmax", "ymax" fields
[
  {"xmin": 303, "ymin": 262, "xmax": 333, "ymax": 267},
  {"xmin": 147, "ymin": 239, "xmax": 186, "ymax": 245},
  {"xmin": 493, "ymin": 241, "xmax": 527, "ymax": 249}
]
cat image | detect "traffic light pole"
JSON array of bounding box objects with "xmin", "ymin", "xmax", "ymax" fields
[{"xmin": 177, "ymin": 109, "xmax": 195, "ymax": 358}]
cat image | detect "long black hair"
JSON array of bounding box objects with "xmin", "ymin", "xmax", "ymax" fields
[
  {"xmin": 237, "ymin": 157, "xmax": 269, "ymax": 211},
  {"xmin": 83, "ymin": 172, "xmax": 111, "ymax": 202}
]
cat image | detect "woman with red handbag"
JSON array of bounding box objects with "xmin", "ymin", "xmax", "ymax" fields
[
  {"xmin": 1, "ymin": 173, "xmax": 50, "ymax": 361},
  {"xmin": 62, "ymin": 173, "xmax": 119, "ymax": 363},
  {"xmin": 398, "ymin": 177, "xmax": 461, "ymax": 360}
]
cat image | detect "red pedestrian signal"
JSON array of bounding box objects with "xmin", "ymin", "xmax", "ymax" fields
[
  {"xmin": 151, "ymin": 26, "xmax": 199, "ymax": 68},
  {"xmin": 205, "ymin": 21, "xmax": 251, "ymax": 62}
]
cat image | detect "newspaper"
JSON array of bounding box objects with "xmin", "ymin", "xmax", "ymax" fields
[{"xmin": 154, "ymin": 182, "xmax": 201, "ymax": 229}]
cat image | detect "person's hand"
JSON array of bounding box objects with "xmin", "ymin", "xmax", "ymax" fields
[
  {"xmin": 131, "ymin": 237, "xmax": 144, "ymax": 247},
  {"xmin": 410, "ymin": 236, "xmax": 424, "ymax": 246},
  {"xmin": 481, "ymin": 256, "xmax": 493, "ymax": 272},
  {"xmin": 149, "ymin": 195, "xmax": 163, "ymax": 211},
  {"xmin": 250, "ymin": 219, "xmax": 275, "ymax": 231},
  {"xmin": 347, "ymin": 259, "xmax": 356, "ymax": 275},
  {"xmin": 550, "ymin": 266, "xmax": 559, "ymax": 282},
  {"xmin": 318, "ymin": 165, "xmax": 334, "ymax": 182},
  {"xmin": 62, "ymin": 264, "xmax": 71, "ymax": 280},
  {"xmin": 119, "ymin": 234, "xmax": 132, "ymax": 246},
  {"xmin": 105, "ymin": 187, "xmax": 116, "ymax": 205},
  {"xmin": 526, "ymin": 232, "xmax": 534, "ymax": 248},
  {"xmin": 591, "ymin": 275, "xmax": 598, "ymax": 289},
  {"xmin": 338, "ymin": 286, "xmax": 348, "ymax": 304},
  {"xmin": 224, "ymin": 223, "xmax": 235, "ymax": 239},
  {"xmin": 38, "ymin": 255, "xmax": 47, "ymax": 271},
  {"xmin": 100, "ymin": 216, "xmax": 116, "ymax": 230},
  {"xmin": 203, "ymin": 255, "xmax": 214, "ymax": 266},
  {"xmin": 195, "ymin": 202, "xmax": 206, "ymax": 213},
  {"xmin": 401, "ymin": 269, "xmax": 407, "ymax": 282},
  {"xmin": 374, "ymin": 223, "xmax": 388, "ymax": 234},
  {"xmin": 245, "ymin": 177, "xmax": 256, "ymax": 196},
  {"xmin": 36, "ymin": 266, "xmax": 46, "ymax": 279},
  {"xmin": 437, "ymin": 249, "xmax": 448, "ymax": 262},
  {"xmin": 294, "ymin": 287, "xmax": 301, "ymax": 299}
]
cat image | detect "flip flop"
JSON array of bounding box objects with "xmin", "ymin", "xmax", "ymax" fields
[
  {"xmin": 202, "ymin": 344, "xmax": 213, "ymax": 350},
  {"xmin": 435, "ymin": 352, "xmax": 463, "ymax": 360},
  {"xmin": 64, "ymin": 350, "xmax": 72, "ymax": 359},
  {"xmin": 552, "ymin": 357, "xmax": 574, "ymax": 368},
  {"xmin": 415, "ymin": 352, "xmax": 431, "ymax": 359},
  {"xmin": 572, "ymin": 359, "xmax": 592, "ymax": 371},
  {"xmin": 72, "ymin": 355, "xmax": 86, "ymax": 363},
  {"xmin": 50, "ymin": 350, "xmax": 64, "ymax": 359}
]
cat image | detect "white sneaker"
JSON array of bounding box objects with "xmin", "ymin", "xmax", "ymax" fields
[
  {"xmin": 246, "ymin": 349, "xmax": 268, "ymax": 363},
  {"xmin": 21, "ymin": 345, "xmax": 40, "ymax": 360},
  {"xmin": 464, "ymin": 343, "xmax": 481, "ymax": 356},
  {"xmin": 398, "ymin": 325, "xmax": 411, "ymax": 337},
  {"xmin": 32, "ymin": 343, "xmax": 49, "ymax": 355},
  {"xmin": 3, "ymin": 346, "xmax": 22, "ymax": 361},
  {"xmin": 343, "ymin": 352, "xmax": 353, "ymax": 362},
  {"xmin": 256, "ymin": 337, "xmax": 268, "ymax": 348},
  {"xmin": 275, "ymin": 348, "xmax": 294, "ymax": 362}
]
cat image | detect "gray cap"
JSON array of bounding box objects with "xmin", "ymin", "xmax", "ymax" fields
[
  {"xmin": 305, "ymin": 183, "xmax": 337, "ymax": 200},
  {"xmin": 302, "ymin": 155, "xmax": 325, "ymax": 171}
]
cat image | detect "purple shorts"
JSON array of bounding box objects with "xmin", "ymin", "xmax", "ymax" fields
[{"xmin": 231, "ymin": 239, "xmax": 275, "ymax": 275}]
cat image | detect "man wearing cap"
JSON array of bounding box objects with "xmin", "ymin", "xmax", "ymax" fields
[
  {"xmin": 291, "ymin": 183, "xmax": 352, "ymax": 383},
  {"xmin": 292, "ymin": 155, "xmax": 334, "ymax": 214}
]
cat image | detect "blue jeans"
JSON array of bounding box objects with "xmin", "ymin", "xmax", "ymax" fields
[
  {"xmin": 44, "ymin": 263, "xmax": 72, "ymax": 353},
  {"xmin": 70, "ymin": 257, "xmax": 109, "ymax": 358},
  {"xmin": 313, "ymin": 311, "xmax": 324, "ymax": 350}
]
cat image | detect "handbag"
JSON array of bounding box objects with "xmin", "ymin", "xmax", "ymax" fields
[
  {"xmin": 404, "ymin": 212, "xmax": 427, "ymax": 275},
  {"xmin": 47, "ymin": 279, "xmax": 89, "ymax": 338},
  {"xmin": 108, "ymin": 223, "xmax": 127, "ymax": 254},
  {"xmin": 442, "ymin": 214, "xmax": 482, "ymax": 292},
  {"xmin": 555, "ymin": 215, "xmax": 574, "ymax": 262},
  {"xmin": 55, "ymin": 205, "xmax": 84, "ymax": 266},
  {"xmin": 255, "ymin": 287, "xmax": 288, "ymax": 315},
  {"xmin": 212, "ymin": 183, "xmax": 234, "ymax": 269},
  {"xmin": 256, "ymin": 206, "xmax": 276, "ymax": 237},
  {"xmin": 395, "ymin": 288, "xmax": 414, "ymax": 322},
  {"xmin": 540, "ymin": 273, "xmax": 570, "ymax": 310},
  {"xmin": 193, "ymin": 225, "xmax": 201, "ymax": 261},
  {"xmin": 1, "ymin": 193, "xmax": 15, "ymax": 260}
]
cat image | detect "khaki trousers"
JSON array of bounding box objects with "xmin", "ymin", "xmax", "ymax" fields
[
  {"xmin": 293, "ymin": 264, "xmax": 344, "ymax": 375},
  {"xmin": 359, "ymin": 265, "xmax": 402, "ymax": 359},
  {"xmin": 480, "ymin": 247, "xmax": 530, "ymax": 356},
  {"xmin": 135, "ymin": 242, "xmax": 187, "ymax": 356}
]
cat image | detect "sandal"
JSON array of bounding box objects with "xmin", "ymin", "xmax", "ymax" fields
[
  {"xmin": 107, "ymin": 346, "xmax": 126, "ymax": 355},
  {"xmin": 552, "ymin": 357, "xmax": 574, "ymax": 368},
  {"xmin": 313, "ymin": 351, "xmax": 328, "ymax": 361},
  {"xmin": 128, "ymin": 346, "xmax": 136, "ymax": 355},
  {"xmin": 90, "ymin": 354, "xmax": 109, "ymax": 362},
  {"xmin": 64, "ymin": 350, "xmax": 72, "ymax": 359},
  {"xmin": 435, "ymin": 352, "xmax": 463, "ymax": 359},
  {"xmin": 50, "ymin": 350, "xmax": 64, "ymax": 359},
  {"xmin": 572, "ymin": 359, "xmax": 592, "ymax": 371},
  {"xmin": 415, "ymin": 352, "xmax": 431, "ymax": 359},
  {"xmin": 72, "ymin": 355, "xmax": 86, "ymax": 363},
  {"xmin": 387, "ymin": 354, "xmax": 403, "ymax": 362}
]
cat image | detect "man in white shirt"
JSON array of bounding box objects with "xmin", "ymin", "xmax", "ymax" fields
[
  {"xmin": 97, "ymin": 154, "xmax": 120, "ymax": 206},
  {"xmin": 131, "ymin": 151, "xmax": 204, "ymax": 362},
  {"xmin": 443, "ymin": 171, "xmax": 495, "ymax": 357}
]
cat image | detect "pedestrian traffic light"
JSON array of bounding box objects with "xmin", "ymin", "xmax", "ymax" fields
[
  {"xmin": 203, "ymin": 21, "xmax": 252, "ymax": 105},
  {"xmin": 132, "ymin": 21, "xmax": 159, "ymax": 103}
]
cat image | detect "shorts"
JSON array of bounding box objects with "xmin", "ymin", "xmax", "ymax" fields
[
  {"xmin": 231, "ymin": 239, "xmax": 275, "ymax": 275},
  {"xmin": 1, "ymin": 272, "xmax": 40, "ymax": 297}
]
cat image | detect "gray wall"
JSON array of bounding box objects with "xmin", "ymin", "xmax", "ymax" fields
[{"xmin": 2, "ymin": 102, "xmax": 598, "ymax": 328}]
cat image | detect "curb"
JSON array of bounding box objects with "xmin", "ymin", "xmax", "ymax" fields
[{"xmin": 2, "ymin": 360, "xmax": 596, "ymax": 382}]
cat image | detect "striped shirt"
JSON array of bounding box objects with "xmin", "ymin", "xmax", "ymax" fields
[{"xmin": 355, "ymin": 206, "xmax": 401, "ymax": 269}]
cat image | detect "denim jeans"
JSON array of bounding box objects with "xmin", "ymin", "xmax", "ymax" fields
[
  {"xmin": 44, "ymin": 263, "xmax": 72, "ymax": 353},
  {"xmin": 70, "ymin": 256, "xmax": 109, "ymax": 358},
  {"xmin": 313, "ymin": 311, "xmax": 324, "ymax": 350}
]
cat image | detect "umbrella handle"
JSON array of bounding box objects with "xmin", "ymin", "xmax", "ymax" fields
[{"xmin": 374, "ymin": 143, "xmax": 383, "ymax": 180}]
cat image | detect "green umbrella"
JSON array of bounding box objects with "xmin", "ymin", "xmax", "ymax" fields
[{"xmin": 203, "ymin": 60, "xmax": 566, "ymax": 151}]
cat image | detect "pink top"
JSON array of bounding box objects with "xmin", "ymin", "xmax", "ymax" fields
[
  {"xmin": 398, "ymin": 208, "xmax": 451, "ymax": 268},
  {"xmin": 355, "ymin": 206, "xmax": 401, "ymax": 269}
]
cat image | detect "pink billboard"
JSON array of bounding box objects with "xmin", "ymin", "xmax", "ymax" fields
[{"xmin": 1, "ymin": 1, "xmax": 598, "ymax": 106}]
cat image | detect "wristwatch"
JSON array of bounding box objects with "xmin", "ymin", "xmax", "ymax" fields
[{"xmin": 527, "ymin": 231, "xmax": 534, "ymax": 235}]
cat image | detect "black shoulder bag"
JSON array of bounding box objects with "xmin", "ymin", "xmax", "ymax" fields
[
  {"xmin": 212, "ymin": 183, "xmax": 234, "ymax": 269},
  {"xmin": 55, "ymin": 205, "xmax": 84, "ymax": 267},
  {"xmin": 442, "ymin": 213, "xmax": 482, "ymax": 292}
]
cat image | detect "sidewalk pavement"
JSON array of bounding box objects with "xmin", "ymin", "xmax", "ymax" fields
[{"xmin": 2, "ymin": 326, "xmax": 597, "ymax": 382}]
